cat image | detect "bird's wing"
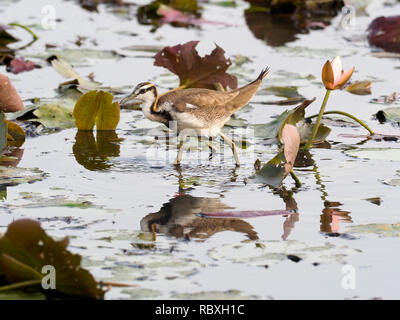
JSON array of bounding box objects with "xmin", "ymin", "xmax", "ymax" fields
[{"xmin": 158, "ymin": 89, "xmax": 240, "ymax": 113}]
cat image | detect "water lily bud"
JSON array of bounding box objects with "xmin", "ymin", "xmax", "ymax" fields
[{"xmin": 321, "ymin": 56, "xmax": 355, "ymax": 90}]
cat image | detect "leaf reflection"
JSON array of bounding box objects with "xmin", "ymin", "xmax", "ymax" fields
[{"xmin": 72, "ymin": 130, "xmax": 121, "ymax": 171}]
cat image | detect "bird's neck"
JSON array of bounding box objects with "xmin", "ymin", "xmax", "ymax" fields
[{"xmin": 141, "ymin": 93, "xmax": 167, "ymax": 124}]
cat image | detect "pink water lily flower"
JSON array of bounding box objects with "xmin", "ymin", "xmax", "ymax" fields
[{"xmin": 321, "ymin": 56, "xmax": 355, "ymax": 90}]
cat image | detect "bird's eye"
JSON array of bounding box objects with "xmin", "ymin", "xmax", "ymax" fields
[{"xmin": 139, "ymin": 89, "xmax": 146, "ymax": 94}]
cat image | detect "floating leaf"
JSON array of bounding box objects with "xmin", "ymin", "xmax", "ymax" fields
[
  {"xmin": 345, "ymin": 148, "xmax": 400, "ymax": 161},
  {"xmin": 0, "ymin": 74, "xmax": 24, "ymax": 112},
  {"xmin": 51, "ymin": 58, "xmax": 100, "ymax": 92},
  {"xmin": 0, "ymin": 166, "xmax": 45, "ymax": 187},
  {"xmin": 345, "ymin": 80, "xmax": 372, "ymax": 95},
  {"xmin": 253, "ymin": 152, "xmax": 286, "ymax": 188},
  {"xmin": 254, "ymin": 98, "xmax": 316, "ymax": 141},
  {"xmin": 297, "ymin": 120, "xmax": 332, "ymax": 144},
  {"xmin": 347, "ymin": 223, "xmax": 400, "ymax": 238},
  {"xmin": 368, "ymin": 16, "xmax": 400, "ymax": 53},
  {"xmin": 73, "ymin": 90, "xmax": 120, "ymax": 131},
  {"xmin": 375, "ymin": 107, "xmax": 400, "ymax": 124},
  {"xmin": 208, "ymin": 240, "xmax": 360, "ymax": 266},
  {"xmin": 6, "ymin": 58, "xmax": 35, "ymax": 74},
  {"xmin": 154, "ymin": 41, "xmax": 237, "ymax": 90},
  {"xmin": 0, "ymin": 219, "xmax": 104, "ymax": 299},
  {"xmin": 277, "ymin": 98, "xmax": 315, "ymax": 141},
  {"xmin": 5, "ymin": 120, "xmax": 25, "ymax": 147},
  {"xmin": 33, "ymin": 104, "xmax": 75, "ymax": 129},
  {"xmin": 0, "ymin": 113, "xmax": 7, "ymax": 153}
]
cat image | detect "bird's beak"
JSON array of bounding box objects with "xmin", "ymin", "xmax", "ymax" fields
[{"xmin": 119, "ymin": 94, "xmax": 142, "ymax": 108}]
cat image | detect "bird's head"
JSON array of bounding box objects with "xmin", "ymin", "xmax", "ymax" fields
[{"xmin": 120, "ymin": 82, "xmax": 159, "ymax": 111}]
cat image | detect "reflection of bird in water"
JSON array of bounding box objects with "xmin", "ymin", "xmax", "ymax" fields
[{"xmin": 141, "ymin": 195, "xmax": 258, "ymax": 240}]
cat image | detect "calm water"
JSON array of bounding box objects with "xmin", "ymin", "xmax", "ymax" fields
[{"xmin": 0, "ymin": 0, "xmax": 400, "ymax": 299}]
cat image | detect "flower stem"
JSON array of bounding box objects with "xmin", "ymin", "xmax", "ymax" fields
[
  {"xmin": 9, "ymin": 23, "xmax": 39, "ymax": 40},
  {"xmin": 0, "ymin": 279, "xmax": 41, "ymax": 292},
  {"xmin": 304, "ymin": 89, "xmax": 331, "ymax": 150},
  {"xmin": 305, "ymin": 110, "xmax": 374, "ymax": 135},
  {"xmin": 289, "ymin": 170, "xmax": 301, "ymax": 188}
]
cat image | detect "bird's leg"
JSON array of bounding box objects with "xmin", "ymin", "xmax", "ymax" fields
[
  {"xmin": 174, "ymin": 134, "xmax": 186, "ymax": 166},
  {"xmin": 206, "ymin": 137, "xmax": 217, "ymax": 160},
  {"xmin": 219, "ymin": 132, "xmax": 240, "ymax": 167}
]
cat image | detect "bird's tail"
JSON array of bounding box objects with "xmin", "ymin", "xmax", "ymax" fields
[{"xmin": 256, "ymin": 67, "xmax": 270, "ymax": 82}]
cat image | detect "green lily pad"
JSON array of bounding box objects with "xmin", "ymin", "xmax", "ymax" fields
[
  {"xmin": 0, "ymin": 113, "xmax": 7, "ymax": 153},
  {"xmin": 208, "ymin": 240, "xmax": 361, "ymax": 266},
  {"xmin": 102, "ymin": 253, "xmax": 203, "ymax": 283},
  {"xmin": 33, "ymin": 104, "xmax": 75, "ymax": 129},
  {"xmin": 375, "ymin": 107, "xmax": 400, "ymax": 124},
  {"xmin": 347, "ymin": 223, "xmax": 400, "ymax": 238},
  {"xmin": 73, "ymin": 90, "xmax": 120, "ymax": 131},
  {"xmin": 0, "ymin": 166, "xmax": 46, "ymax": 187},
  {"xmin": 261, "ymin": 86, "xmax": 303, "ymax": 99},
  {"xmin": 345, "ymin": 148, "xmax": 400, "ymax": 161},
  {"xmin": 0, "ymin": 219, "xmax": 104, "ymax": 299},
  {"xmin": 46, "ymin": 49, "xmax": 122, "ymax": 65}
]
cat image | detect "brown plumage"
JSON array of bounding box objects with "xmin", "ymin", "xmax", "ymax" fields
[
  {"xmin": 157, "ymin": 67, "xmax": 269, "ymax": 120},
  {"xmin": 120, "ymin": 67, "xmax": 270, "ymax": 166}
]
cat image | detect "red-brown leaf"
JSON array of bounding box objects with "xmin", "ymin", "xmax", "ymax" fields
[
  {"xmin": 154, "ymin": 41, "xmax": 237, "ymax": 90},
  {"xmin": 0, "ymin": 74, "xmax": 24, "ymax": 112},
  {"xmin": 7, "ymin": 57, "xmax": 35, "ymax": 74},
  {"xmin": 368, "ymin": 16, "xmax": 400, "ymax": 53}
]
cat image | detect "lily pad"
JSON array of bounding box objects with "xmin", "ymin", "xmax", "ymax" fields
[
  {"xmin": 73, "ymin": 90, "xmax": 120, "ymax": 131},
  {"xmin": 208, "ymin": 240, "xmax": 360, "ymax": 266},
  {"xmin": 0, "ymin": 166, "xmax": 46, "ymax": 187},
  {"xmin": 375, "ymin": 107, "xmax": 400, "ymax": 124},
  {"xmin": 33, "ymin": 104, "xmax": 75, "ymax": 129},
  {"xmin": 345, "ymin": 148, "xmax": 400, "ymax": 161},
  {"xmin": 46, "ymin": 49, "xmax": 122, "ymax": 65},
  {"xmin": 0, "ymin": 219, "xmax": 105, "ymax": 299},
  {"xmin": 347, "ymin": 223, "xmax": 400, "ymax": 238}
]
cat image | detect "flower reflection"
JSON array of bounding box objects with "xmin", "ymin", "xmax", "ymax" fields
[{"xmin": 320, "ymin": 201, "xmax": 353, "ymax": 233}]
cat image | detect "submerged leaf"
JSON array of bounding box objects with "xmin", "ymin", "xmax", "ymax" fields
[
  {"xmin": 154, "ymin": 41, "xmax": 237, "ymax": 90},
  {"xmin": 0, "ymin": 219, "xmax": 104, "ymax": 299}
]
